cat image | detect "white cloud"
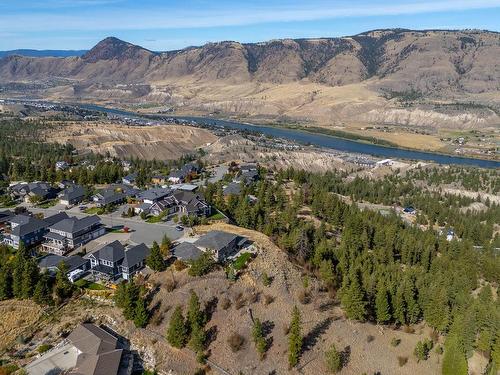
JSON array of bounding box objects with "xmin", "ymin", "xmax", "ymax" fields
[{"xmin": 1, "ymin": 0, "xmax": 499, "ymax": 32}]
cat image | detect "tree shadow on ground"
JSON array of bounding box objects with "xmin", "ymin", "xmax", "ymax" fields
[{"xmin": 302, "ymin": 317, "xmax": 333, "ymax": 351}]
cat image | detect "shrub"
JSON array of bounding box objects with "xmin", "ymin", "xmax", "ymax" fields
[
  {"xmin": 37, "ymin": 344, "xmax": 52, "ymax": 353},
  {"xmin": 173, "ymin": 259, "xmax": 187, "ymax": 271},
  {"xmin": 325, "ymin": 344, "xmax": 342, "ymax": 373},
  {"xmin": 164, "ymin": 277, "xmax": 176, "ymax": 292},
  {"xmin": 435, "ymin": 345, "xmax": 443, "ymax": 355},
  {"xmin": 228, "ymin": 333, "xmax": 245, "ymax": 352},
  {"xmin": 234, "ymin": 293, "xmax": 246, "ymax": 310},
  {"xmin": 390, "ymin": 337, "xmax": 401, "ymax": 347},
  {"xmin": 221, "ymin": 297, "xmax": 231, "ymax": 310},
  {"xmin": 366, "ymin": 335, "xmax": 375, "ymax": 343},
  {"xmin": 403, "ymin": 325, "xmax": 415, "ymax": 334},
  {"xmin": 261, "ymin": 272, "xmax": 271, "ymax": 286},
  {"xmin": 297, "ymin": 290, "xmax": 310, "ymax": 305},
  {"xmin": 264, "ymin": 294, "xmax": 274, "ymax": 305},
  {"xmin": 397, "ymin": 356, "xmax": 408, "ymax": 367},
  {"xmin": 414, "ymin": 339, "xmax": 433, "ymax": 362},
  {"xmin": 188, "ymin": 253, "xmax": 216, "ymax": 277}
]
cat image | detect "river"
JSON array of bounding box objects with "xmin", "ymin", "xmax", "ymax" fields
[{"xmin": 77, "ymin": 103, "xmax": 499, "ymax": 169}]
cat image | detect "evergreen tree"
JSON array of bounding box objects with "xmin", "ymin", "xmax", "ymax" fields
[
  {"xmin": 0, "ymin": 265, "xmax": 13, "ymax": 300},
  {"xmin": 252, "ymin": 318, "xmax": 267, "ymax": 359},
  {"xmin": 187, "ymin": 291, "xmax": 206, "ymax": 328},
  {"xmin": 133, "ymin": 299, "xmax": 149, "ymax": 328},
  {"xmin": 325, "ymin": 344, "xmax": 342, "ymax": 373},
  {"xmin": 340, "ymin": 274, "xmax": 366, "ymax": 321},
  {"xmin": 146, "ymin": 242, "xmax": 165, "ymax": 272},
  {"xmin": 442, "ymin": 335, "xmax": 468, "ymax": 375},
  {"xmin": 288, "ymin": 306, "xmax": 303, "ymax": 368},
  {"xmin": 160, "ymin": 234, "xmax": 172, "ymax": 256},
  {"xmin": 188, "ymin": 322, "xmax": 206, "ymax": 354},
  {"xmin": 21, "ymin": 259, "xmax": 40, "ymax": 299},
  {"xmin": 375, "ymin": 284, "xmax": 391, "ymax": 324},
  {"xmin": 123, "ymin": 280, "xmax": 139, "ymax": 320},
  {"xmin": 424, "ymin": 287, "xmax": 449, "ymax": 332},
  {"xmin": 54, "ymin": 262, "xmax": 74, "ymax": 303},
  {"xmin": 166, "ymin": 306, "xmax": 188, "ymax": 348},
  {"xmin": 393, "ymin": 284, "xmax": 406, "ymax": 325},
  {"xmin": 33, "ymin": 273, "xmax": 53, "ymax": 306}
]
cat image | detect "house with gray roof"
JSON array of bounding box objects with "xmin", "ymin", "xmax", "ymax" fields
[
  {"xmin": 122, "ymin": 173, "xmax": 137, "ymax": 186},
  {"xmin": 10, "ymin": 182, "xmax": 59, "ymax": 203},
  {"xmin": 194, "ymin": 231, "xmax": 249, "ymax": 262},
  {"xmin": 138, "ymin": 187, "xmax": 172, "ymax": 205},
  {"xmin": 42, "ymin": 215, "xmax": 104, "ymax": 255},
  {"xmin": 38, "ymin": 254, "xmax": 90, "ymax": 282},
  {"xmin": 59, "ymin": 185, "xmax": 86, "ymax": 206},
  {"xmin": 88, "ymin": 241, "xmax": 151, "ymax": 281},
  {"xmin": 92, "ymin": 189, "xmax": 126, "ymax": 207},
  {"xmin": 3, "ymin": 214, "xmax": 48, "ymax": 249},
  {"xmin": 172, "ymin": 242, "xmax": 204, "ymax": 261}
]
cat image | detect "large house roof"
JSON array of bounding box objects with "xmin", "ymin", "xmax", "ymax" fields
[
  {"xmin": 38, "ymin": 254, "xmax": 88, "ymax": 272},
  {"xmin": 60, "ymin": 185, "xmax": 85, "ymax": 201},
  {"xmin": 10, "ymin": 215, "xmax": 47, "ymax": 236},
  {"xmin": 44, "ymin": 212, "xmax": 70, "ymax": 226},
  {"xmin": 67, "ymin": 324, "xmax": 123, "ymax": 375},
  {"xmin": 91, "ymin": 241, "xmax": 125, "ymax": 262},
  {"xmin": 121, "ymin": 243, "xmax": 150, "ymax": 268},
  {"xmin": 50, "ymin": 215, "xmax": 100, "ymax": 234},
  {"xmin": 194, "ymin": 230, "xmax": 240, "ymax": 252},
  {"xmin": 172, "ymin": 242, "xmax": 203, "ymax": 261},
  {"xmin": 139, "ymin": 187, "xmax": 171, "ymax": 201}
]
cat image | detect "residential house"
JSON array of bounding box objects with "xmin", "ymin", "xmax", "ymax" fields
[
  {"xmin": 168, "ymin": 163, "xmax": 202, "ymax": 183},
  {"xmin": 172, "ymin": 241, "xmax": 203, "ymax": 261},
  {"xmin": 122, "ymin": 173, "xmax": 137, "ymax": 186},
  {"xmin": 234, "ymin": 169, "xmax": 259, "ymax": 184},
  {"xmin": 93, "ymin": 189, "xmax": 126, "ymax": 207},
  {"xmin": 3, "ymin": 214, "xmax": 48, "ymax": 249},
  {"xmin": 403, "ymin": 206, "xmax": 416, "ymax": 215},
  {"xmin": 38, "ymin": 254, "xmax": 90, "ymax": 282},
  {"xmin": 88, "ymin": 241, "xmax": 151, "ymax": 281},
  {"xmin": 42, "ymin": 215, "xmax": 104, "ymax": 255},
  {"xmin": 240, "ymin": 163, "xmax": 258, "ymax": 173},
  {"xmin": 173, "ymin": 190, "xmax": 211, "ymax": 217},
  {"xmin": 0, "ymin": 210, "xmax": 14, "ymax": 230},
  {"xmin": 167, "ymin": 170, "xmax": 186, "ymax": 184},
  {"xmin": 223, "ymin": 182, "xmax": 242, "ymax": 197},
  {"xmin": 138, "ymin": 187, "xmax": 172, "ymax": 205},
  {"xmin": 26, "ymin": 323, "xmax": 132, "ymax": 375},
  {"xmin": 10, "ymin": 182, "xmax": 59, "ymax": 203},
  {"xmin": 149, "ymin": 195, "xmax": 177, "ymax": 217},
  {"xmin": 194, "ymin": 230, "xmax": 248, "ymax": 262},
  {"xmin": 59, "ymin": 184, "xmax": 86, "ymax": 206}
]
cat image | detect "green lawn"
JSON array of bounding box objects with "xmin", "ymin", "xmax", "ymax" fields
[
  {"xmin": 37, "ymin": 199, "xmax": 58, "ymax": 208},
  {"xmin": 84, "ymin": 207, "xmax": 105, "ymax": 215},
  {"xmin": 74, "ymin": 279, "xmax": 108, "ymax": 290},
  {"xmin": 232, "ymin": 252, "xmax": 253, "ymax": 271},
  {"xmin": 146, "ymin": 211, "xmax": 167, "ymax": 223},
  {"xmin": 208, "ymin": 211, "xmax": 226, "ymax": 220}
]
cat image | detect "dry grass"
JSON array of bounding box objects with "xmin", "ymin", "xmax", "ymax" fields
[{"xmin": 0, "ymin": 300, "xmax": 43, "ymax": 351}]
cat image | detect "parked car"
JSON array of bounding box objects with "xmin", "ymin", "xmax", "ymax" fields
[{"xmin": 175, "ymin": 225, "xmax": 184, "ymax": 231}]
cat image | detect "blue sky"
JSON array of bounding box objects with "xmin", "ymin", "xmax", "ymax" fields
[{"xmin": 1, "ymin": 0, "xmax": 499, "ymax": 50}]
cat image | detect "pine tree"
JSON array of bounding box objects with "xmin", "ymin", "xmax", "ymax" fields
[
  {"xmin": 54, "ymin": 262, "xmax": 74, "ymax": 303},
  {"xmin": 33, "ymin": 274, "xmax": 53, "ymax": 306},
  {"xmin": 393, "ymin": 283, "xmax": 406, "ymax": 325},
  {"xmin": 147, "ymin": 242, "xmax": 165, "ymax": 272},
  {"xmin": 0, "ymin": 265, "xmax": 13, "ymax": 300},
  {"xmin": 252, "ymin": 318, "xmax": 267, "ymax": 359},
  {"xmin": 160, "ymin": 234, "xmax": 172, "ymax": 257},
  {"xmin": 133, "ymin": 299, "xmax": 149, "ymax": 328},
  {"xmin": 188, "ymin": 322, "xmax": 206, "ymax": 354},
  {"xmin": 21, "ymin": 259, "xmax": 40, "ymax": 299},
  {"xmin": 288, "ymin": 306, "xmax": 303, "ymax": 368},
  {"xmin": 375, "ymin": 284, "xmax": 391, "ymax": 324},
  {"xmin": 424, "ymin": 287, "xmax": 449, "ymax": 332},
  {"xmin": 12, "ymin": 241, "xmax": 29, "ymax": 298},
  {"xmin": 166, "ymin": 306, "xmax": 188, "ymax": 348},
  {"xmin": 340, "ymin": 274, "xmax": 366, "ymax": 321},
  {"xmin": 187, "ymin": 291, "xmax": 206, "ymax": 328},
  {"xmin": 325, "ymin": 344, "xmax": 342, "ymax": 373},
  {"xmin": 123, "ymin": 280, "xmax": 139, "ymax": 320}
]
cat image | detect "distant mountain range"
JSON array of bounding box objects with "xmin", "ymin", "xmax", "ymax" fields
[
  {"xmin": 1, "ymin": 29, "xmax": 499, "ymax": 130},
  {"xmin": 0, "ymin": 49, "xmax": 87, "ymax": 58}
]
